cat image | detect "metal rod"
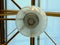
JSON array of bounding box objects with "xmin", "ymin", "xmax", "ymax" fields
[
  {"xmin": 46, "ymin": 12, "xmax": 60, "ymax": 17},
  {"xmin": 0, "ymin": 10, "xmax": 18, "ymax": 12},
  {"xmin": 31, "ymin": 0, "xmax": 35, "ymax": 5},
  {"xmin": 0, "ymin": 10, "xmax": 18, "ymax": 16},
  {"xmin": 0, "ymin": 13, "xmax": 17, "ymax": 16},
  {"xmin": 0, "ymin": 12, "xmax": 60, "ymax": 20},
  {"xmin": 0, "ymin": 18, "xmax": 23, "ymax": 20},
  {"xmin": 0, "ymin": 12, "xmax": 18, "ymax": 15},
  {"xmin": 11, "ymin": 0, "xmax": 21, "ymax": 9},
  {"xmin": 0, "ymin": 11, "xmax": 60, "ymax": 17},
  {"xmin": 7, "ymin": 28, "xmax": 17, "ymax": 37},
  {"xmin": 44, "ymin": 31, "xmax": 57, "ymax": 45},
  {"xmin": 0, "ymin": 18, "xmax": 16, "ymax": 20},
  {"xmin": 0, "ymin": 13, "xmax": 16, "ymax": 15},
  {"xmin": 4, "ymin": 31, "xmax": 19, "ymax": 45},
  {"xmin": 30, "ymin": 37, "xmax": 35, "ymax": 45}
]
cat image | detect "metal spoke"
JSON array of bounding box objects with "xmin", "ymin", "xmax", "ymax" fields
[
  {"xmin": 11, "ymin": 0, "xmax": 21, "ymax": 9},
  {"xmin": 7, "ymin": 25, "xmax": 24, "ymax": 37},
  {"xmin": 7, "ymin": 27, "xmax": 17, "ymax": 37},
  {"xmin": 4, "ymin": 31, "xmax": 19, "ymax": 45},
  {"xmin": 4, "ymin": 25, "xmax": 25, "ymax": 45},
  {"xmin": 44, "ymin": 31, "xmax": 57, "ymax": 45}
]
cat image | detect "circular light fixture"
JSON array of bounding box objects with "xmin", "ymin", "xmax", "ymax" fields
[{"xmin": 16, "ymin": 6, "xmax": 47, "ymax": 37}]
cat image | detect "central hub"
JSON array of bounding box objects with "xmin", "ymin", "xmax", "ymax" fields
[
  {"xmin": 28, "ymin": 18, "xmax": 35, "ymax": 25},
  {"xmin": 23, "ymin": 13, "xmax": 39, "ymax": 29}
]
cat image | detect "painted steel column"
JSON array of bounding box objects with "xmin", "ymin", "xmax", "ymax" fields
[{"xmin": 0, "ymin": 0, "xmax": 4, "ymax": 45}]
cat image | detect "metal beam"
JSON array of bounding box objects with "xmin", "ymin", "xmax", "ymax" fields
[{"xmin": 0, "ymin": 10, "xmax": 60, "ymax": 17}]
